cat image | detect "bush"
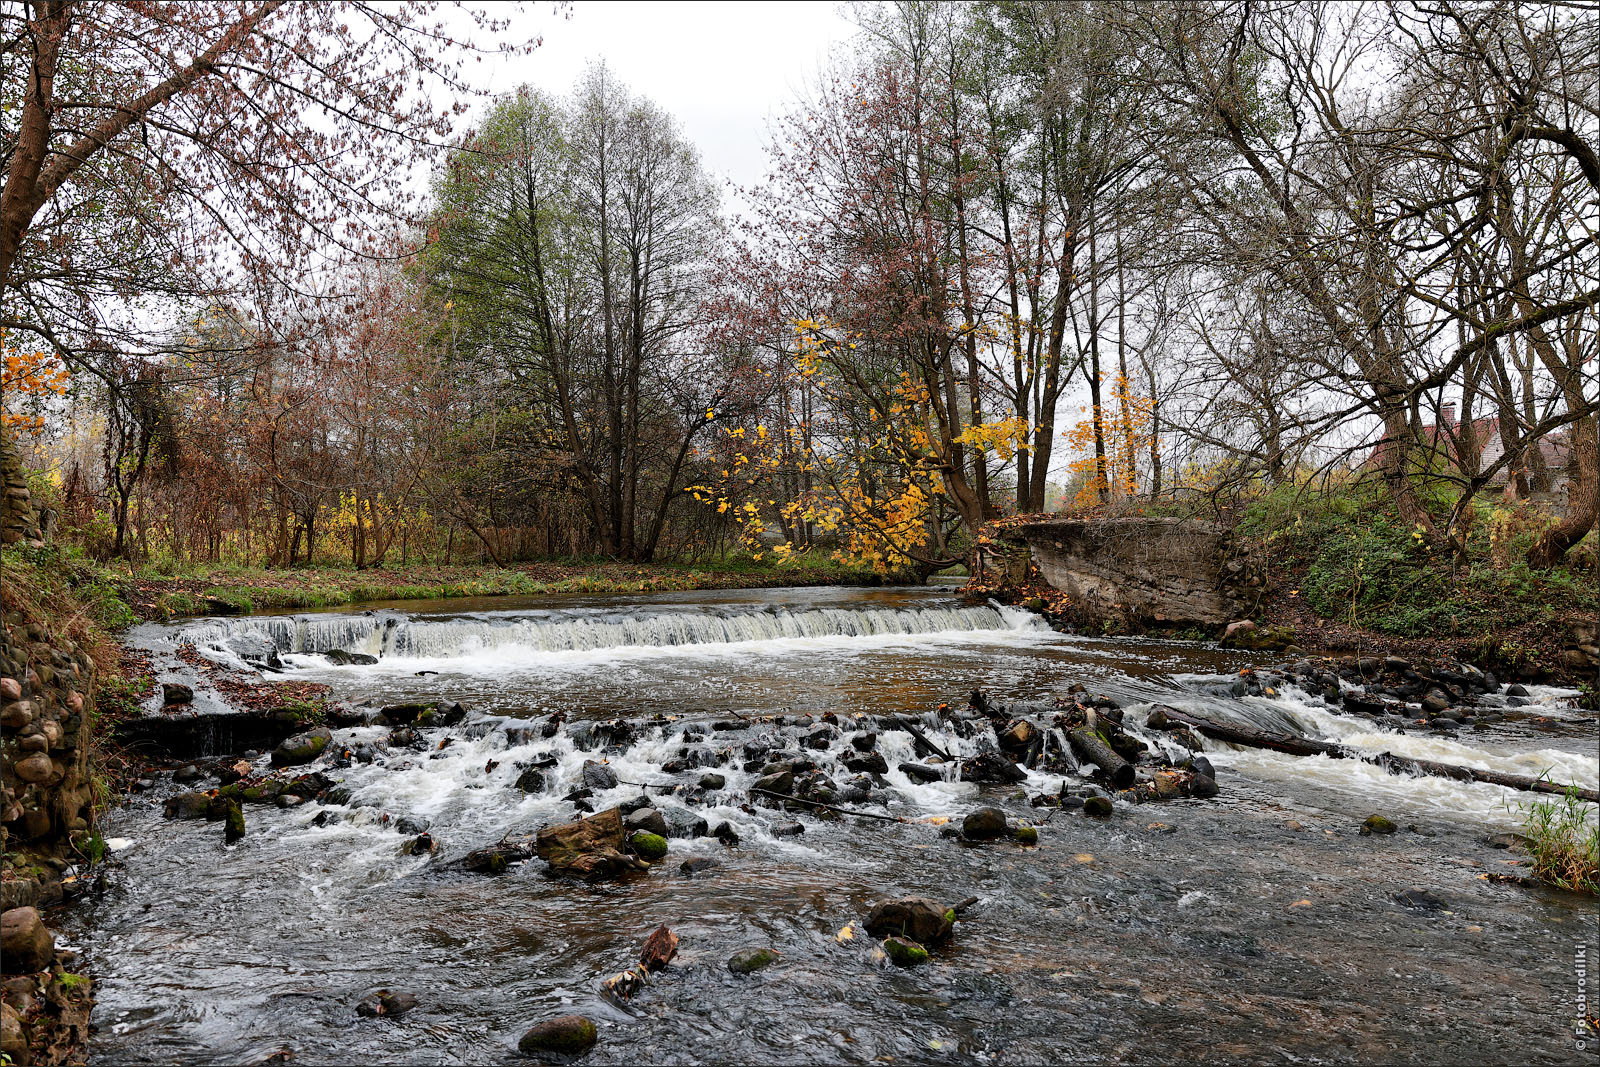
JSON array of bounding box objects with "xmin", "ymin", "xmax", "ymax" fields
[
  {"xmin": 1522, "ymin": 787, "xmax": 1599, "ymax": 894},
  {"xmin": 1239, "ymin": 482, "xmax": 1597, "ymax": 637}
]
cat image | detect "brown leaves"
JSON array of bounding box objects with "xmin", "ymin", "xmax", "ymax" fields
[{"xmin": 638, "ymin": 924, "xmax": 679, "ymax": 972}]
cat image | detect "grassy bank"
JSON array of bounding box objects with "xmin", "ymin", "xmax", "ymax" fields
[
  {"xmin": 1234, "ymin": 482, "xmax": 1598, "ymax": 689},
  {"xmin": 118, "ymin": 553, "xmax": 890, "ymax": 620}
]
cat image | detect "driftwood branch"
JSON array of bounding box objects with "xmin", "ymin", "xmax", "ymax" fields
[
  {"xmin": 1160, "ymin": 707, "xmax": 1598, "ymax": 803},
  {"xmin": 897, "ymin": 718, "xmax": 953, "ymax": 762},
  {"xmin": 750, "ymin": 788, "xmax": 904, "ymax": 823}
]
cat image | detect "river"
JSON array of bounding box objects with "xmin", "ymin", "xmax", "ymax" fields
[{"xmin": 70, "ymin": 585, "xmax": 1599, "ymax": 1064}]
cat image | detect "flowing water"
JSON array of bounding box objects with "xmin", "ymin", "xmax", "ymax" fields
[{"xmin": 71, "ymin": 586, "xmax": 1598, "ymax": 1064}]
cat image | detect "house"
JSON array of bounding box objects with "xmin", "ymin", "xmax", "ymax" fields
[{"xmin": 1365, "ymin": 402, "xmax": 1575, "ymax": 498}]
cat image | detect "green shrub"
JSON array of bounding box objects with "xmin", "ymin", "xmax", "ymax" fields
[{"xmin": 1522, "ymin": 787, "xmax": 1599, "ymax": 894}]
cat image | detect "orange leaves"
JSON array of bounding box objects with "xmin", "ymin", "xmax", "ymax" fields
[
  {"xmin": 1, "ymin": 338, "xmax": 71, "ymax": 435},
  {"xmin": 1065, "ymin": 374, "xmax": 1157, "ymax": 508}
]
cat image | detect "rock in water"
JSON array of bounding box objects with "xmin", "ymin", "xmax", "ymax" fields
[
  {"xmin": 638, "ymin": 925, "xmax": 678, "ymax": 972},
  {"xmin": 164, "ymin": 791, "xmax": 212, "ymax": 820},
  {"xmin": 162, "ymin": 682, "xmax": 194, "ymax": 706},
  {"xmin": 751, "ymin": 769, "xmax": 794, "ymax": 796},
  {"xmin": 629, "ymin": 832, "xmax": 668, "ymax": 861},
  {"xmin": 624, "ymin": 807, "xmax": 669, "ymax": 837},
  {"xmin": 534, "ymin": 807, "xmax": 644, "ymax": 880},
  {"xmin": 1082, "ymin": 796, "xmax": 1114, "ymax": 818},
  {"xmin": 882, "ymin": 935, "xmax": 930, "ymax": 967},
  {"xmin": 1395, "ymin": 888, "xmax": 1449, "ymax": 911},
  {"xmin": 727, "ymin": 947, "xmax": 780, "ymax": 975},
  {"xmin": 962, "ymin": 807, "xmax": 1009, "ymax": 841},
  {"xmin": 271, "ymin": 726, "xmax": 331, "ymax": 767},
  {"xmin": 223, "ymin": 801, "xmax": 245, "ymax": 843},
  {"xmin": 1361, "ymin": 814, "xmax": 1397, "ymax": 835},
  {"xmin": 864, "ymin": 898, "xmax": 952, "ymax": 944},
  {"xmin": 1483, "ymin": 832, "xmax": 1529, "ymax": 851},
  {"xmin": 680, "ymin": 857, "xmax": 721, "ymax": 877},
  {"xmin": 1, "ymin": 907, "xmax": 55, "ymax": 973},
  {"xmin": 959, "ymin": 751, "xmax": 1028, "ymax": 784},
  {"xmin": 662, "ymin": 808, "xmax": 710, "ymax": 839},
  {"xmin": 1013, "ymin": 823, "xmax": 1039, "ymax": 845},
  {"xmin": 518, "ymin": 1015, "xmax": 597, "ymax": 1055},
  {"xmin": 581, "ymin": 759, "xmax": 619, "ymax": 791},
  {"xmin": 463, "ymin": 836, "xmax": 536, "ymax": 874},
  {"xmin": 356, "ymin": 990, "xmax": 419, "ymax": 1018}
]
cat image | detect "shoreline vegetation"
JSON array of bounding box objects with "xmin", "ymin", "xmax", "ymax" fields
[{"xmin": 117, "ymin": 554, "xmax": 897, "ymax": 621}]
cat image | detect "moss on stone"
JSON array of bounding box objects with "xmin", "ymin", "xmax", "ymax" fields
[
  {"xmin": 629, "ymin": 831, "xmax": 668, "ymax": 861},
  {"xmin": 881, "ymin": 936, "xmax": 930, "ymax": 967}
]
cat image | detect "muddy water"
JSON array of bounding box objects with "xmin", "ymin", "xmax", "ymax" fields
[{"xmin": 73, "ymin": 587, "xmax": 1598, "ymax": 1064}]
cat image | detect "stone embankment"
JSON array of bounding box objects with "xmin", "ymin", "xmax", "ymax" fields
[
  {"xmin": 2, "ymin": 427, "xmax": 98, "ymax": 1064},
  {"xmin": 983, "ymin": 516, "xmax": 1263, "ymax": 628}
]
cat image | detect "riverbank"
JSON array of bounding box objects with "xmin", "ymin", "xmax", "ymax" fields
[
  {"xmin": 978, "ymin": 485, "xmax": 1600, "ymax": 696},
  {"xmin": 123, "ymin": 555, "xmax": 894, "ymax": 620}
]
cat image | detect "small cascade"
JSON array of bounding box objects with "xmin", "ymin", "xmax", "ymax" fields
[{"xmin": 184, "ymin": 602, "xmax": 1045, "ymax": 664}]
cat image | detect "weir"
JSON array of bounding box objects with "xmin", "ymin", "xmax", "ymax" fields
[{"xmin": 185, "ymin": 602, "xmax": 1046, "ymax": 661}]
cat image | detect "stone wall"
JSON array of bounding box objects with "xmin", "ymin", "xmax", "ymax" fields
[
  {"xmin": 990, "ymin": 516, "xmax": 1261, "ymax": 628},
  {"xmin": 0, "ymin": 624, "xmax": 97, "ymax": 880},
  {"xmin": 1, "ymin": 425, "xmax": 46, "ymax": 548},
  {"xmin": 1, "ymin": 426, "xmax": 97, "ymax": 901}
]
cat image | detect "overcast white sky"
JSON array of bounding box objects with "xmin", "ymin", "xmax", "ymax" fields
[{"xmin": 473, "ymin": 1, "xmax": 860, "ymax": 194}]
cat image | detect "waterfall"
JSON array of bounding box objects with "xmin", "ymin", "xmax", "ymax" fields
[{"xmin": 184, "ymin": 603, "xmax": 1046, "ymax": 662}]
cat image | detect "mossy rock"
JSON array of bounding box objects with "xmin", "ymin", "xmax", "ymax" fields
[
  {"xmin": 1083, "ymin": 796, "xmax": 1113, "ymax": 819},
  {"xmin": 727, "ymin": 947, "xmax": 780, "ymax": 975},
  {"xmin": 271, "ymin": 726, "xmax": 331, "ymax": 767},
  {"xmin": 1013, "ymin": 823, "xmax": 1038, "ymax": 845},
  {"xmin": 518, "ymin": 1015, "xmax": 597, "ymax": 1055},
  {"xmin": 1361, "ymin": 814, "xmax": 1397, "ymax": 835},
  {"xmin": 629, "ymin": 831, "xmax": 668, "ymax": 861},
  {"xmin": 1225, "ymin": 625, "xmax": 1300, "ymax": 651},
  {"xmin": 223, "ymin": 801, "xmax": 245, "ymax": 843},
  {"xmin": 241, "ymin": 781, "xmax": 284, "ymax": 804},
  {"xmin": 882, "ymin": 936, "xmax": 930, "ymax": 967}
]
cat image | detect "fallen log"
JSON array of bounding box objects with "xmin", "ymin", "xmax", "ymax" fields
[
  {"xmin": 1066, "ymin": 726, "xmax": 1135, "ymax": 788},
  {"xmin": 1159, "ymin": 707, "xmax": 1598, "ymax": 803}
]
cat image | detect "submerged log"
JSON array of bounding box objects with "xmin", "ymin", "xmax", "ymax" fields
[
  {"xmin": 1159, "ymin": 707, "xmax": 1599, "ymax": 803},
  {"xmin": 1066, "ymin": 727, "xmax": 1135, "ymax": 788}
]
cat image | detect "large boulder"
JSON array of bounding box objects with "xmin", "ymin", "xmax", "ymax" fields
[
  {"xmin": 1, "ymin": 906, "xmax": 55, "ymax": 973},
  {"xmin": 271, "ymin": 726, "xmax": 331, "ymax": 767},
  {"xmin": 864, "ymin": 897, "xmax": 952, "ymax": 945},
  {"xmin": 534, "ymin": 807, "xmax": 644, "ymax": 881}
]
